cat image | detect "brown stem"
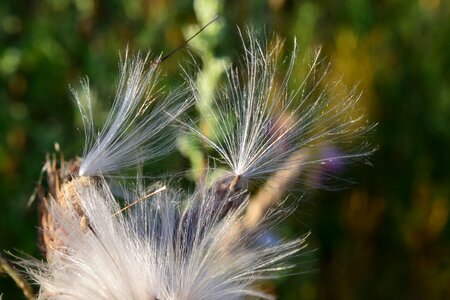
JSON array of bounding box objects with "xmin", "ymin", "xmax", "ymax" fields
[
  {"xmin": 244, "ymin": 151, "xmax": 306, "ymax": 229},
  {"xmin": 0, "ymin": 254, "xmax": 35, "ymax": 300}
]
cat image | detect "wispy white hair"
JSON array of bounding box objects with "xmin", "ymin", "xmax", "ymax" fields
[
  {"xmin": 23, "ymin": 179, "xmax": 306, "ymax": 299},
  {"xmin": 75, "ymin": 52, "xmax": 192, "ymax": 177},
  {"xmin": 190, "ymin": 30, "xmax": 375, "ymax": 184},
  {"xmin": 14, "ymin": 29, "xmax": 377, "ymax": 300}
]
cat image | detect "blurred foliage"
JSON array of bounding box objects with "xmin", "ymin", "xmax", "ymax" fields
[{"xmin": 1, "ymin": 0, "xmax": 450, "ymax": 299}]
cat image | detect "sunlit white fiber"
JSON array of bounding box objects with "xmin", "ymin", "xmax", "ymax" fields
[
  {"xmin": 23, "ymin": 179, "xmax": 306, "ymax": 300},
  {"xmin": 189, "ymin": 30, "xmax": 375, "ymax": 182},
  {"xmin": 75, "ymin": 52, "xmax": 192, "ymax": 177}
]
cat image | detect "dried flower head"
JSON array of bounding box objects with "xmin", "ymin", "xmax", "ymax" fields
[
  {"xmin": 10, "ymin": 26, "xmax": 375, "ymax": 300},
  {"xmin": 24, "ymin": 179, "xmax": 306, "ymax": 300}
]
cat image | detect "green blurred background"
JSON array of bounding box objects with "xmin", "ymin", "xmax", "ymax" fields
[{"xmin": 1, "ymin": 0, "xmax": 449, "ymax": 299}]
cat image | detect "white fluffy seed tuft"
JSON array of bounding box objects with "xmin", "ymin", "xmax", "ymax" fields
[
  {"xmin": 189, "ymin": 30, "xmax": 376, "ymax": 185},
  {"xmin": 23, "ymin": 179, "xmax": 306, "ymax": 300},
  {"xmin": 75, "ymin": 52, "xmax": 192, "ymax": 177},
  {"xmin": 13, "ymin": 29, "xmax": 376, "ymax": 300}
]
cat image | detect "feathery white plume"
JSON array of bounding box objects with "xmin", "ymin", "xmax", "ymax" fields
[
  {"xmin": 9, "ymin": 27, "xmax": 377, "ymax": 300},
  {"xmin": 23, "ymin": 179, "xmax": 306, "ymax": 300},
  {"xmin": 190, "ymin": 30, "xmax": 375, "ymax": 184},
  {"xmin": 75, "ymin": 52, "xmax": 192, "ymax": 177}
]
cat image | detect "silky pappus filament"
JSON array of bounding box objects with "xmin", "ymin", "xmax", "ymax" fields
[{"xmin": 11, "ymin": 27, "xmax": 375, "ymax": 300}]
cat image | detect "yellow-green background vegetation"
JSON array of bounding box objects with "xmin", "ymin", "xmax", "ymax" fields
[{"xmin": 1, "ymin": 0, "xmax": 449, "ymax": 299}]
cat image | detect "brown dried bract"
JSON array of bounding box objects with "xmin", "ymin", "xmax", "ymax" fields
[{"xmin": 37, "ymin": 153, "xmax": 95, "ymax": 261}]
